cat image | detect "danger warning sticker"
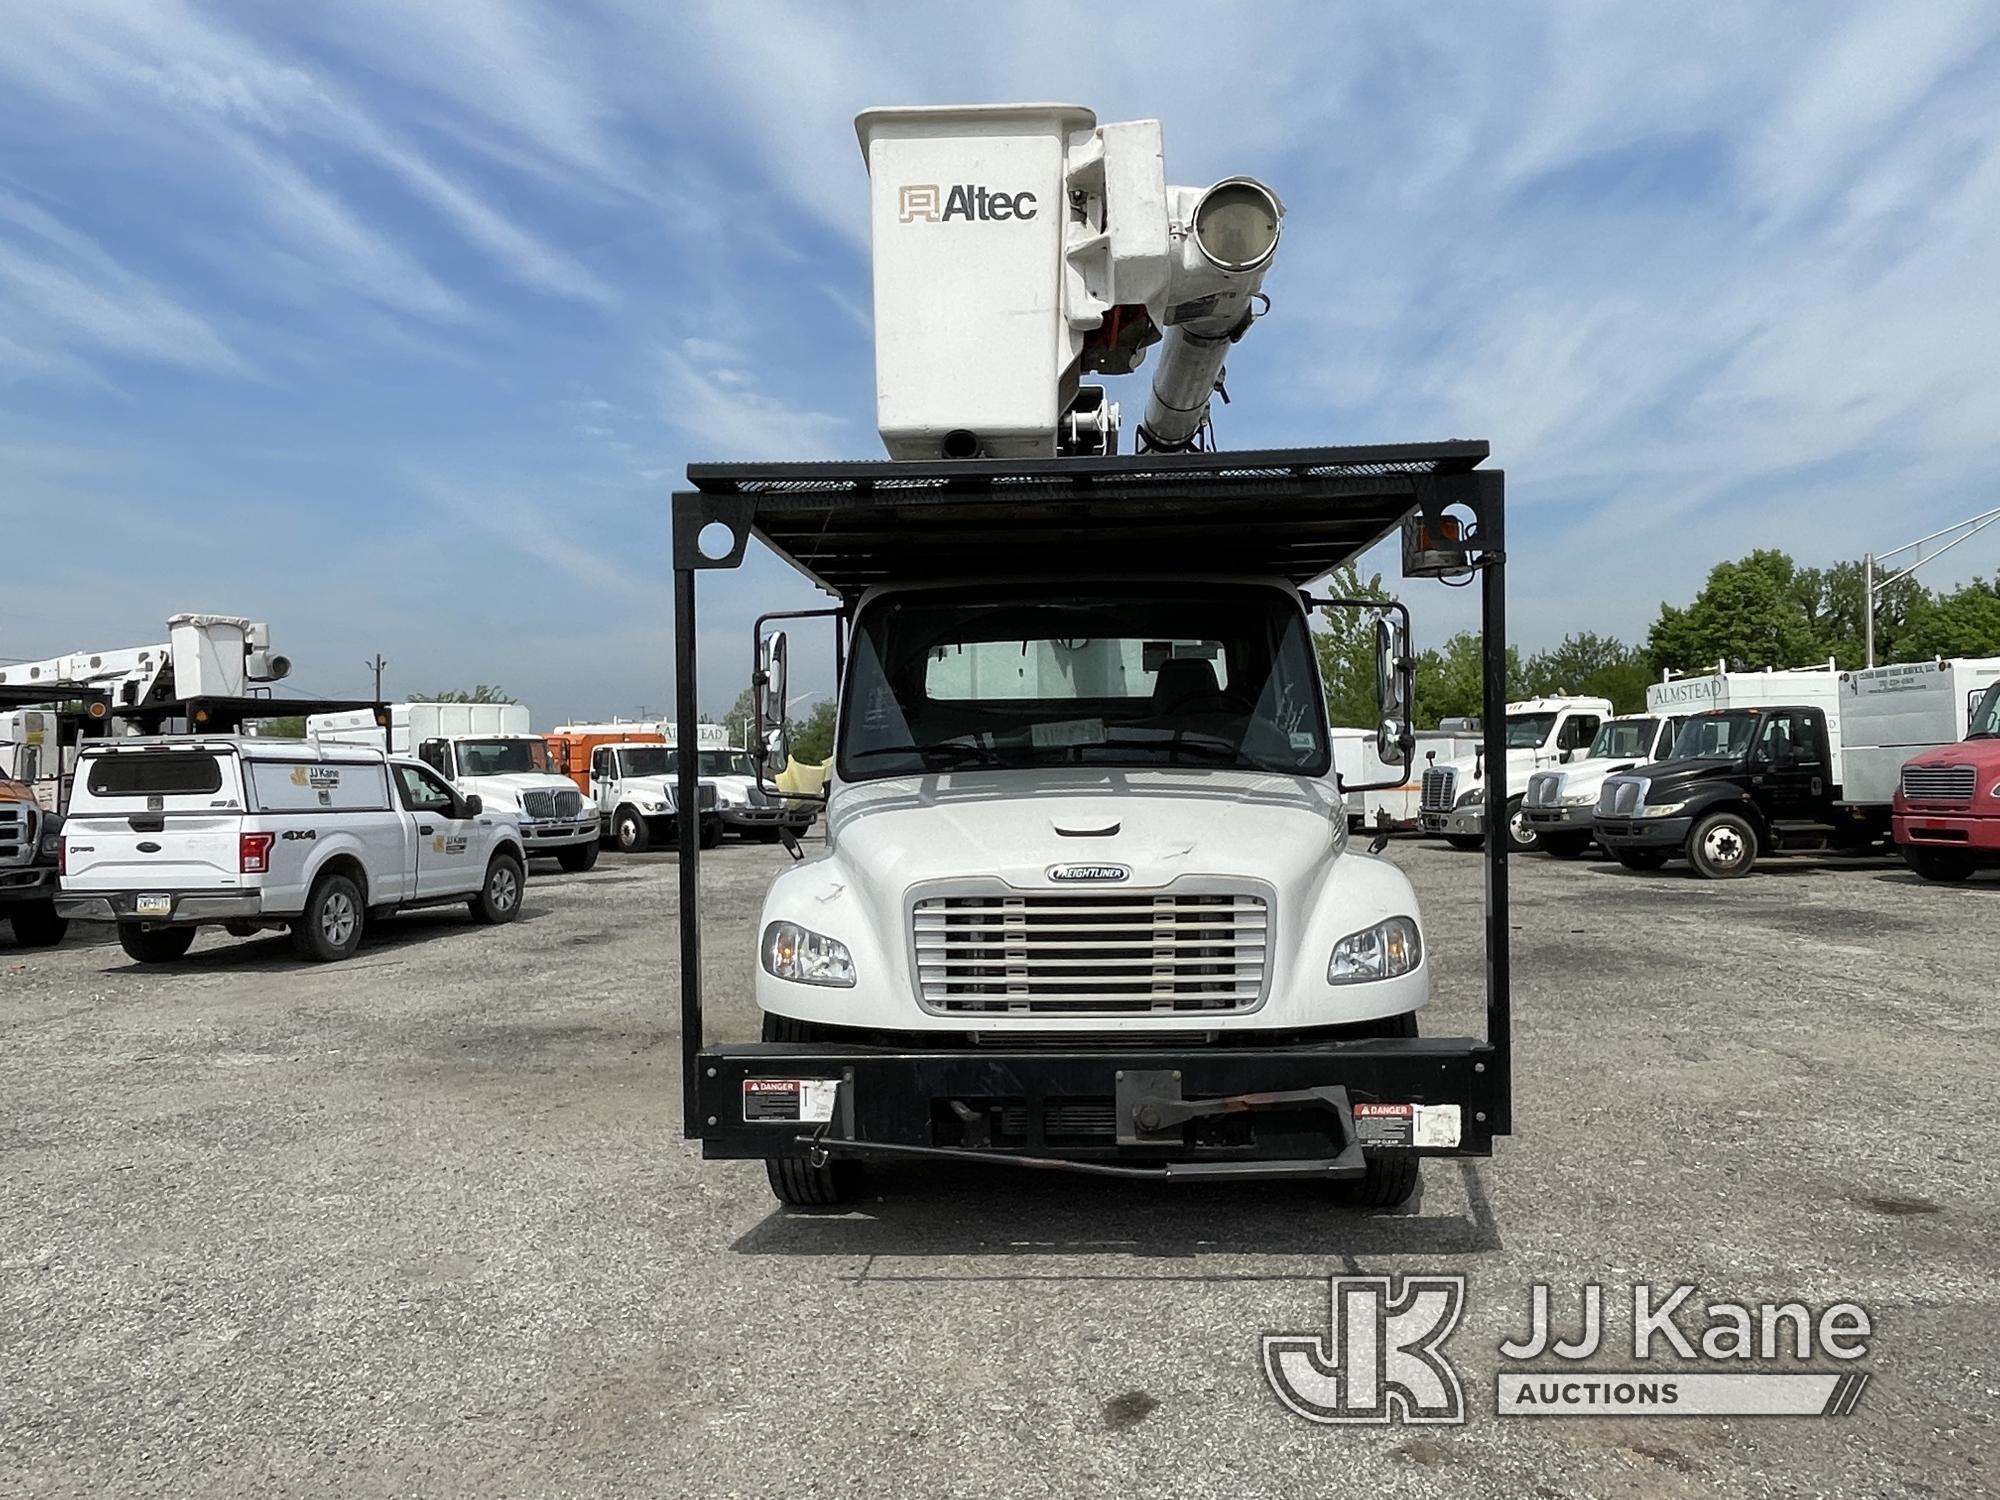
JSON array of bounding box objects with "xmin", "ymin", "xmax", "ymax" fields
[
  {"xmin": 742, "ymin": 1078, "xmax": 840, "ymax": 1123},
  {"xmin": 1352, "ymin": 1101, "xmax": 1462, "ymax": 1149}
]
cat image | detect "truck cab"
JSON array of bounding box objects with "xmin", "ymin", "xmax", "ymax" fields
[
  {"xmin": 0, "ymin": 772, "xmax": 65, "ymax": 947},
  {"xmin": 1894, "ymin": 680, "xmax": 2000, "ymax": 881},
  {"xmin": 1418, "ymin": 695, "xmax": 1613, "ymax": 851},
  {"xmin": 674, "ymin": 745, "xmax": 816, "ymax": 842},
  {"xmin": 1520, "ymin": 713, "xmax": 1683, "ymax": 858},
  {"xmin": 584, "ymin": 740, "xmax": 720, "ymax": 852},
  {"xmin": 1593, "ymin": 705, "xmax": 1875, "ymax": 877}
]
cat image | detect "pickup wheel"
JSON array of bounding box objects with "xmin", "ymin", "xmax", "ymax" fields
[
  {"xmin": 117, "ymin": 923, "xmax": 197, "ymax": 964},
  {"xmin": 556, "ymin": 840, "xmax": 600, "ymax": 873},
  {"xmin": 761, "ymin": 1011, "xmax": 865, "ymax": 1207},
  {"xmin": 470, "ymin": 851, "xmax": 525, "ymax": 925},
  {"xmin": 1331, "ymin": 1009, "xmax": 1421, "ymax": 1209},
  {"xmin": 1614, "ymin": 850, "xmax": 1670, "ymax": 872},
  {"xmin": 291, "ymin": 872, "xmax": 365, "ymax": 962},
  {"xmin": 1687, "ymin": 810, "xmax": 1758, "ymax": 879},
  {"xmin": 1903, "ymin": 846, "xmax": 1974, "ymax": 883},
  {"xmin": 613, "ymin": 808, "xmax": 650, "ymax": 853},
  {"xmin": 1539, "ymin": 833, "xmax": 1591, "ymax": 859},
  {"xmin": 8, "ymin": 900, "xmax": 68, "ymax": 948}
]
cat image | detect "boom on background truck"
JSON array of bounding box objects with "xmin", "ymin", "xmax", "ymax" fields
[{"xmin": 668, "ymin": 102, "xmax": 1518, "ymax": 1209}]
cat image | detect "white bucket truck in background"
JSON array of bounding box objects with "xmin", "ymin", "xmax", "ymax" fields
[
  {"xmin": 1838, "ymin": 657, "xmax": 2000, "ymax": 807},
  {"xmin": 308, "ymin": 703, "xmax": 600, "ymax": 871},
  {"xmin": 1418, "ymin": 695, "xmax": 1614, "ymax": 851}
]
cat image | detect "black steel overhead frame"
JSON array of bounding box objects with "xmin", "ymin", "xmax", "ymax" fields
[{"xmin": 671, "ymin": 440, "xmax": 1512, "ymax": 1165}]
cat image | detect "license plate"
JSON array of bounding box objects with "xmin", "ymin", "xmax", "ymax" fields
[
  {"xmin": 135, "ymin": 892, "xmax": 172, "ymax": 918},
  {"xmin": 742, "ymin": 1078, "xmax": 840, "ymax": 1123}
]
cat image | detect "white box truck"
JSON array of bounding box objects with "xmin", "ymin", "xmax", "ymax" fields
[
  {"xmin": 1838, "ymin": 657, "xmax": 2000, "ymax": 806},
  {"xmin": 308, "ymin": 703, "xmax": 600, "ymax": 871}
]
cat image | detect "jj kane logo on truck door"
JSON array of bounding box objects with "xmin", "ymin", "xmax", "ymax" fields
[{"xmin": 899, "ymin": 184, "xmax": 1039, "ymax": 223}]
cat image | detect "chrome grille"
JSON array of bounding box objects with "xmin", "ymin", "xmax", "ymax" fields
[
  {"xmin": 1598, "ymin": 777, "xmax": 1646, "ymax": 816},
  {"xmin": 520, "ymin": 788, "xmax": 585, "ymax": 820},
  {"xmin": 1526, "ymin": 772, "xmax": 1563, "ymax": 808},
  {"xmin": 1901, "ymin": 765, "xmax": 1975, "ymax": 805},
  {"xmin": 913, "ymin": 890, "xmax": 1268, "ymax": 1015},
  {"xmin": 1420, "ymin": 766, "xmax": 1457, "ymax": 812},
  {"xmin": 0, "ymin": 804, "xmax": 28, "ymax": 866}
]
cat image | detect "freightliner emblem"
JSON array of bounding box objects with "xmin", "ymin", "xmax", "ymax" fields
[{"xmin": 1047, "ymin": 863, "xmax": 1130, "ymax": 883}]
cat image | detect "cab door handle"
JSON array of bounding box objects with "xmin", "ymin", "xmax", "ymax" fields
[{"xmin": 419, "ymin": 824, "xmax": 435, "ymax": 834}]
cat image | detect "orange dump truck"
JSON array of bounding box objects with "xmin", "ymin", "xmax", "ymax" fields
[{"xmin": 545, "ymin": 724, "xmax": 666, "ymax": 794}]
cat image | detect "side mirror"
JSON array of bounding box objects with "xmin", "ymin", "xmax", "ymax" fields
[
  {"xmin": 1373, "ymin": 611, "xmax": 1414, "ymax": 767},
  {"xmin": 756, "ymin": 629, "xmax": 792, "ymax": 769},
  {"xmin": 461, "ymin": 793, "xmax": 484, "ymax": 816}
]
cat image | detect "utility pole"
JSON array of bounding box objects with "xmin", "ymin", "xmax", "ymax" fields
[
  {"xmin": 1863, "ymin": 506, "xmax": 2000, "ymax": 667},
  {"xmin": 365, "ymin": 654, "xmax": 388, "ymax": 701}
]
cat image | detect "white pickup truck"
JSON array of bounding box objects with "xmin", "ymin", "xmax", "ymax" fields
[
  {"xmin": 1519, "ymin": 713, "xmax": 1685, "ymax": 857},
  {"xmin": 1418, "ymin": 695, "xmax": 1614, "ymax": 851},
  {"xmin": 57, "ymin": 737, "xmax": 526, "ymax": 964}
]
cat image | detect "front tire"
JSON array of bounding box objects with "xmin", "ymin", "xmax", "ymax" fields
[
  {"xmin": 1332, "ymin": 1009, "xmax": 1421, "ymax": 1209},
  {"xmin": 470, "ymin": 851, "xmax": 525, "ymax": 924},
  {"xmin": 1904, "ymin": 845, "xmax": 1974, "ymax": 883},
  {"xmin": 556, "ymin": 840, "xmax": 600, "ymax": 873},
  {"xmin": 1503, "ymin": 796, "xmax": 1537, "ymax": 853},
  {"xmin": 699, "ymin": 818, "xmax": 722, "ymax": 849},
  {"xmin": 291, "ymin": 872, "xmax": 365, "ymax": 962},
  {"xmin": 613, "ymin": 808, "xmax": 650, "ymax": 853},
  {"xmin": 1687, "ymin": 810, "xmax": 1758, "ymax": 879},
  {"xmin": 8, "ymin": 900, "xmax": 68, "ymax": 948},
  {"xmin": 761, "ymin": 1010, "xmax": 864, "ymax": 1207},
  {"xmin": 117, "ymin": 923, "xmax": 196, "ymax": 964}
]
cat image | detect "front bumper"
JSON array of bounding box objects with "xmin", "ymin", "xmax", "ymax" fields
[
  {"xmin": 1895, "ymin": 810, "xmax": 2000, "ymax": 855},
  {"xmin": 1593, "ymin": 815, "xmax": 1692, "ymax": 850},
  {"xmin": 1522, "ymin": 803, "xmax": 1594, "ymax": 834},
  {"xmin": 1420, "ymin": 803, "xmax": 1484, "ymax": 837},
  {"xmin": 58, "ymin": 890, "xmax": 263, "ymax": 925},
  {"xmin": 0, "ymin": 864, "xmax": 57, "ymax": 901},
  {"xmin": 718, "ymin": 804, "xmax": 815, "ymax": 831},
  {"xmin": 694, "ymin": 1035, "xmax": 1501, "ymax": 1176},
  {"xmin": 518, "ymin": 820, "xmax": 596, "ymax": 848}
]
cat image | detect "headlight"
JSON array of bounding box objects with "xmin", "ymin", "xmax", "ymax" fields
[
  {"xmin": 1561, "ymin": 789, "xmax": 1597, "ymax": 806},
  {"xmin": 39, "ymin": 828, "xmax": 62, "ymax": 856},
  {"xmin": 1328, "ymin": 916, "xmax": 1422, "ymax": 984},
  {"xmin": 762, "ymin": 920, "xmax": 856, "ymax": 987},
  {"xmin": 640, "ymin": 800, "xmax": 668, "ymax": 813},
  {"xmin": 1457, "ymin": 787, "xmax": 1485, "ymax": 808},
  {"xmin": 1642, "ymin": 800, "xmax": 1689, "ymax": 818}
]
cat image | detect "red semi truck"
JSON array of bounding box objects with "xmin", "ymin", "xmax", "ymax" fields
[{"xmin": 1894, "ymin": 679, "xmax": 2000, "ymax": 881}]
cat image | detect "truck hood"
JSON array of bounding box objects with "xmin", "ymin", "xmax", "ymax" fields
[
  {"xmin": 826, "ymin": 768, "xmax": 1342, "ymax": 895},
  {"xmin": 1430, "ymin": 746, "xmax": 1558, "ymax": 789},
  {"xmin": 1903, "ymin": 741, "xmax": 2000, "ymax": 771},
  {"xmin": 1540, "ymin": 757, "xmax": 1641, "ymax": 795},
  {"xmin": 462, "ymin": 771, "xmax": 577, "ymax": 802}
]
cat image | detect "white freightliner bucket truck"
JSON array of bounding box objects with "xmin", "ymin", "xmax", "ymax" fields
[
  {"xmin": 670, "ymin": 104, "xmax": 1517, "ymax": 1208},
  {"xmin": 1417, "ymin": 695, "xmax": 1614, "ymax": 852},
  {"xmin": 308, "ymin": 703, "xmax": 600, "ymax": 871}
]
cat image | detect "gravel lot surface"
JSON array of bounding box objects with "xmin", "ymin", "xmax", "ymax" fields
[{"xmin": 3, "ymin": 838, "xmax": 1995, "ymax": 1498}]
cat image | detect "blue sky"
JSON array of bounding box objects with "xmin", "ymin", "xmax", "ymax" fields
[{"xmin": 4, "ymin": 2, "xmax": 1999, "ymax": 719}]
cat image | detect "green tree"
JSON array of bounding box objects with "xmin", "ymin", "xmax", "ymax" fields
[
  {"xmin": 1310, "ymin": 564, "xmax": 1396, "ymax": 728},
  {"xmin": 1646, "ymin": 550, "xmax": 1829, "ymax": 675},
  {"xmin": 790, "ymin": 698, "xmax": 837, "ymax": 763},
  {"xmin": 259, "ymin": 714, "xmax": 306, "ymax": 739},
  {"xmin": 1414, "ymin": 631, "xmax": 1522, "ymax": 728},
  {"xmin": 1521, "ymin": 632, "xmax": 1652, "ymax": 714},
  {"xmin": 721, "ymin": 686, "xmax": 757, "ymax": 750},
  {"xmin": 413, "ymin": 685, "xmax": 516, "ymax": 704},
  {"xmin": 1797, "ymin": 558, "xmax": 1929, "ymax": 667},
  {"xmin": 1900, "ymin": 578, "xmax": 2000, "ymax": 660}
]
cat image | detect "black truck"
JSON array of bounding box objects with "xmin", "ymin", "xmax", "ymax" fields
[{"xmin": 1592, "ymin": 705, "xmax": 1885, "ymax": 878}]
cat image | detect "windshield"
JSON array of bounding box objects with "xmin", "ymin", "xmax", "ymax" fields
[
  {"xmin": 1588, "ymin": 719, "xmax": 1658, "ymax": 759},
  {"xmin": 1504, "ymin": 713, "xmax": 1557, "ymax": 749},
  {"xmin": 455, "ymin": 738, "xmax": 550, "ymax": 776},
  {"xmin": 618, "ymin": 747, "xmax": 672, "ymax": 777},
  {"xmin": 836, "ymin": 584, "xmax": 1330, "ymax": 780},
  {"xmin": 699, "ymin": 750, "xmax": 758, "ymax": 778},
  {"xmin": 1670, "ymin": 712, "xmax": 1758, "ymax": 760},
  {"xmin": 1971, "ymin": 683, "xmax": 2000, "ymax": 739}
]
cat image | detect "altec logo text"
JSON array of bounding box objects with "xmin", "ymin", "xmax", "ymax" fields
[{"xmin": 899, "ymin": 184, "xmax": 1039, "ymax": 223}]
